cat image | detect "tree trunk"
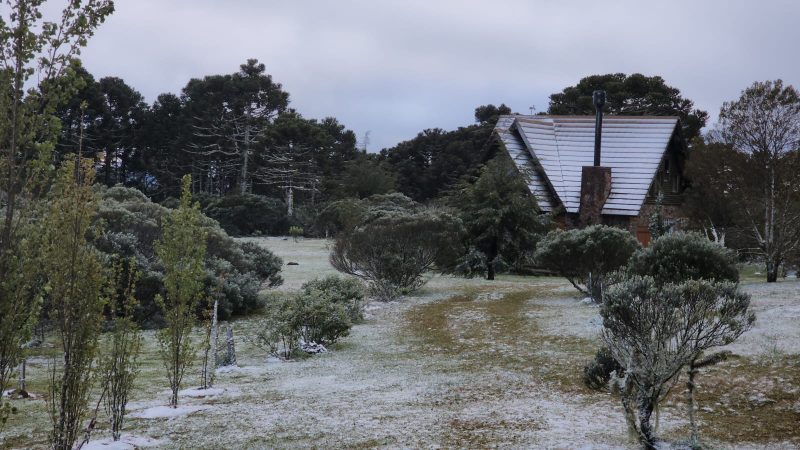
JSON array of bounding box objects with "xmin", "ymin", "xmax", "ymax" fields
[
  {"xmin": 638, "ymin": 399, "xmax": 657, "ymax": 450},
  {"xmin": 486, "ymin": 240, "xmax": 498, "ymax": 281},
  {"xmin": 766, "ymin": 260, "xmax": 779, "ymax": 283},
  {"xmin": 687, "ymin": 360, "xmax": 699, "ymax": 448}
]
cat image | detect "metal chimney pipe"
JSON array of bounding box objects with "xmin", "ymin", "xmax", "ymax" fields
[{"xmin": 592, "ymin": 90, "xmax": 606, "ymax": 166}]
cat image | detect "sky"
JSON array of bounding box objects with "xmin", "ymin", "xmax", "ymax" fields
[{"xmin": 68, "ymin": 0, "xmax": 800, "ymax": 151}]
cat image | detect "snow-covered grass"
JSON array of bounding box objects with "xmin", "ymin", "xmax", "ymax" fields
[{"xmin": 2, "ymin": 238, "xmax": 799, "ymax": 449}]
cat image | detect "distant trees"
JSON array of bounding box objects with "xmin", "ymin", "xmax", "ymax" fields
[
  {"xmin": 379, "ymin": 104, "xmax": 509, "ymax": 202},
  {"xmin": 184, "ymin": 59, "xmax": 289, "ymax": 196},
  {"xmin": 683, "ymin": 140, "xmax": 741, "ymax": 246},
  {"xmin": 449, "ymin": 155, "xmax": 551, "ymax": 280},
  {"xmin": 548, "ymin": 73, "xmax": 708, "ymax": 142}
]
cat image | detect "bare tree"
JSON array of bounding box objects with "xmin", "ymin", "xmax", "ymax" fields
[
  {"xmin": 601, "ymin": 277, "xmax": 754, "ymax": 449},
  {"xmin": 253, "ymin": 144, "xmax": 320, "ymax": 216},
  {"xmin": 716, "ymin": 80, "xmax": 800, "ymax": 282}
]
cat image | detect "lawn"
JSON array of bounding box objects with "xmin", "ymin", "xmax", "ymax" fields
[{"xmin": 2, "ymin": 238, "xmax": 799, "ymax": 449}]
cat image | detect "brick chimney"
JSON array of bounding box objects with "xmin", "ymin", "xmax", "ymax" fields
[{"xmin": 579, "ymin": 90, "xmax": 612, "ymax": 226}]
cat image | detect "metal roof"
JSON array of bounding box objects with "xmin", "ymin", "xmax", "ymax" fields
[{"xmin": 495, "ymin": 115, "xmax": 679, "ymax": 216}]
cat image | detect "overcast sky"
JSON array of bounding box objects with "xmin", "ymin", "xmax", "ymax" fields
[{"xmin": 72, "ymin": 0, "xmax": 800, "ymax": 151}]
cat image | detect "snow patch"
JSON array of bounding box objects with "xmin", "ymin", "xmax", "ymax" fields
[
  {"xmin": 300, "ymin": 342, "xmax": 327, "ymax": 354},
  {"xmin": 130, "ymin": 404, "xmax": 210, "ymax": 419},
  {"xmin": 179, "ymin": 387, "xmax": 225, "ymax": 398},
  {"xmin": 82, "ymin": 435, "xmax": 163, "ymax": 449}
]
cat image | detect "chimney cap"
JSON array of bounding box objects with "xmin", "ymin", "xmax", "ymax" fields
[{"xmin": 592, "ymin": 90, "xmax": 606, "ymax": 110}]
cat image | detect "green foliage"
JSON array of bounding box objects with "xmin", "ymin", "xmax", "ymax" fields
[
  {"xmin": 156, "ymin": 175, "xmax": 206, "ymax": 408},
  {"xmin": 255, "ymin": 294, "xmax": 301, "ymax": 358},
  {"xmin": 292, "ymin": 291, "xmax": 352, "ymax": 346},
  {"xmin": 449, "ymin": 155, "xmax": 552, "ymax": 280},
  {"xmin": 289, "ymin": 226, "xmax": 304, "ymax": 241},
  {"xmin": 330, "ymin": 197, "xmax": 464, "ymax": 300},
  {"xmin": 548, "ymin": 73, "xmax": 708, "ymax": 142},
  {"xmin": 334, "ymin": 156, "xmax": 396, "ymax": 199},
  {"xmin": 0, "ymin": 0, "xmax": 113, "ymax": 425},
  {"xmin": 474, "ymin": 103, "xmax": 512, "ymax": 124},
  {"xmin": 92, "ymin": 185, "xmax": 282, "ymax": 326},
  {"xmin": 534, "ymin": 225, "xmax": 640, "ymax": 302},
  {"xmin": 647, "ymin": 193, "xmax": 667, "ymax": 240},
  {"xmin": 202, "ymin": 194, "xmax": 289, "ymax": 236},
  {"xmin": 41, "ymin": 160, "xmax": 108, "ymax": 449},
  {"xmin": 315, "ymin": 198, "xmax": 368, "ymax": 237},
  {"xmin": 379, "ymin": 104, "xmax": 506, "ymax": 202},
  {"xmin": 101, "ymin": 260, "xmax": 142, "ymax": 441},
  {"xmin": 255, "ymin": 276, "xmax": 364, "ymax": 358},
  {"xmin": 299, "ymin": 276, "xmax": 366, "ymax": 323},
  {"xmin": 583, "ymin": 346, "xmax": 623, "ymax": 391},
  {"xmin": 627, "ymin": 231, "xmax": 739, "ymax": 285}
]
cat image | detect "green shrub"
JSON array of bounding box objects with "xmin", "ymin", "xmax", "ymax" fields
[
  {"xmin": 93, "ymin": 185, "xmax": 283, "ymax": 327},
  {"xmin": 330, "ymin": 202, "xmax": 464, "ymax": 300},
  {"xmin": 202, "ymin": 194, "xmax": 288, "ymax": 236},
  {"xmin": 292, "ymin": 291, "xmax": 352, "ymax": 346},
  {"xmin": 300, "ymin": 276, "xmax": 366, "ymax": 322},
  {"xmin": 289, "ymin": 226, "xmax": 304, "ymax": 241},
  {"xmin": 534, "ymin": 225, "xmax": 640, "ymax": 302},
  {"xmin": 254, "ymin": 276, "xmax": 364, "ymax": 358},
  {"xmin": 627, "ymin": 231, "xmax": 739, "ymax": 285},
  {"xmin": 254, "ymin": 294, "xmax": 301, "ymax": 359},
  {"xmin": 583, "ymin": 346, "xmax": 623, "ymax": 391}
]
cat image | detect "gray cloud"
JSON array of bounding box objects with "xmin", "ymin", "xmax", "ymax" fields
[{"xmin": 75, "ymin": 0, "xmax": 800, "ymax": 150}]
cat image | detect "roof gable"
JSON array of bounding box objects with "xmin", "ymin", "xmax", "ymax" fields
[{"xmin": 495, "ymin": 115, "xmax": 680, "ymax": 216}]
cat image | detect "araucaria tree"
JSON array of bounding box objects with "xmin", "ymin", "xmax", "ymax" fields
[
  {"xmin": 601, "ymin": 277, "xmax": 754, "ymax": 449},
  {"xmin": 0, "ymin": 0, "xmax": 113, "ymax": 423},
  {"xmin": 156, "ymin": 175, "xmax": 207, "ymax": 407},
  {"xmin": 716, "ymin": 80, "xmax": 800, "ymax": 282},
  {"xmin": 42, "ymin": 159, "xmax": 108, "ymax": 450}
]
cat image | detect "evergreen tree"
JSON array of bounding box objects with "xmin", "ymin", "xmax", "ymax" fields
[
  {"xmin": 156, "ymin": 175, "xmax": 207, "ymax": 407},
  {"xmin": 450, "ymin": 155, "xmax": 551, "ymax": 280}
]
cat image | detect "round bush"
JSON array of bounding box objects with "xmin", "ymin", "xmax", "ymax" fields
[{"xmin": 627, "ymin": 231, "xmax": 739, "ymax": 284}]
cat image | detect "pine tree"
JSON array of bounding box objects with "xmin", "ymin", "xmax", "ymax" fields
[{"xmin": 156, "ymin": 175, "xmax": 207, "ymax": 407}]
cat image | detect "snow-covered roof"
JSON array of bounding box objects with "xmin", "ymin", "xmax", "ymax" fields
[{"xmin": 495, "ymin": 115, "xmax": 680, "ymax": 216}]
